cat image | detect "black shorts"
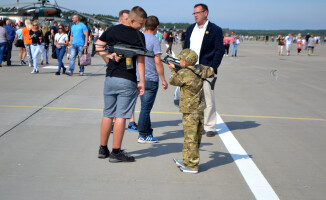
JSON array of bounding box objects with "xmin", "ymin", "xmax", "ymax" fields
[
  {"xmin": 16, "ymin": 40, "xmax": 25, "ymax": 48},
  {"xmin": 297, "ymin": 49, "xmax": 301, "ymax": 53}
]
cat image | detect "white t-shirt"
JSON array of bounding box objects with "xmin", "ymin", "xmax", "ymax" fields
[
  {"xmin": 54, "ymin": 33, "xmax": 68, "ymax": 44},
  {"xmin": 99, "ymin": 30, "xmax": 104, "ymax": 37},
  {"xmin": 190, "ymin": 20, "xmax": 209, "ymax": 64},
  {"xmin": 285, "ymin": 36, "xmax": 292, "ymax": 45}
]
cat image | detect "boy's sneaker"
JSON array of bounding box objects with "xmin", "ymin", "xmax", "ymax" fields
[
  {"xmin": 66, "ymin": 71, "xmax": 72, "ymax": 76},
  {"xmin": 173, "ymin": 158, "xmax": 185, "ymax": 168},
  {"xmin": 179, "ymin": 166, "xmax": 198, "ymax": 174},
  {"xmin": 31, "ymin": 69, "xmax": 37, "ymax": 74},
  {"xmin": 98, "ymin": 146, "xmax": 110, "ymax": 159},
  {"xmin": 109, "ymin": 150, "xmax": 135, "ymax": 163},
  {"xmin": 127, "ymin": 121, "xmax": 138, "ymax": 132},
  {"xmin": 79, "ymin": 72, "xmax": 84, "ymax": 76},
  {"xmin": 137, "ymin": 135, "xmax": 158, "ymax": 144}
]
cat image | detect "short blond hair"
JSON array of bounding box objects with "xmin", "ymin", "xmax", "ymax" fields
[{"xmin": 129, "ymin": 6, "xmax": 147, "ymax": 20}]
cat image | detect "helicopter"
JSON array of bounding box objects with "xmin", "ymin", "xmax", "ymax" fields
[{"xmin": 0, "ymin": 0, "xmax": 117, "ymax": 26}]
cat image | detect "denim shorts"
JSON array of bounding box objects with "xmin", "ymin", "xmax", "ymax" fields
[{"xmin": 103, "ymin": 76, "xmax": 138, "ymax": 118}]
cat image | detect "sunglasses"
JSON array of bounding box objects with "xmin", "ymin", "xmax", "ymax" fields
[{"xmin": 58, "ymin": 28, "xmax": 63, "ymax": 29}]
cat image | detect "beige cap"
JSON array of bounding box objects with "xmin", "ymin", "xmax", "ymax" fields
[{"xmin": 176, "ymin": 48, "xmax": 198, "ymax": 66}]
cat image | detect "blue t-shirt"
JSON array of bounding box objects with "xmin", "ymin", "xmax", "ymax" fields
[
  {"xmin": 137, "ymin": 32, "xmax": 162, "ymax": 82},
  {"xmin": 71, "ymin": 22, "xmax": 88, "ymax": 46},
  {"xmin": 16, "ymin": 28, "xmax": 23, "ymax": 40}
]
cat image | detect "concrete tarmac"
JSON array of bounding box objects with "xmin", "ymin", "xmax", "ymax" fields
[{"xmin": 0, "ymin": 41, "xmax": 325, "ymax": 200}]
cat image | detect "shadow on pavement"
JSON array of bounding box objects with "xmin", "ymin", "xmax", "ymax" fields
[
  {"xmin": 130, "ymin": 142, "xmax": 213, "ymax": 160},
  {"xmin": 200, "ymin": 151, "xmax": 252, "ymax": 172},
  {"xmin": 156, "ymin": 129, "xmax": 184, "ymax": 141},
  {"xmin": 217, "ymin": 121, "xmax": 260, "ymax": 134},
  {"xmin": 152, "ymin": 119, "xmax": 182, "ymax": 128}
]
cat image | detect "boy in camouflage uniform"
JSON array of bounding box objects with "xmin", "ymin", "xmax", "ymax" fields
[{"xmin": 168, "ymin": 49, "xmax": 214, "ymax": 173}]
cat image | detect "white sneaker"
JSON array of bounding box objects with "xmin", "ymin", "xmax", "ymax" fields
[
  {"xmin": 179, "ymin": 166, "xmax": 198, "ymax": 174},
  {"xmin": 79, "ymin": 72, "xmax": 84, "ymax": 76},
  {"xmin": 31, "ymin": 69, "xmax": 36, "ymax": 74},
  {"xmin": 173, "ymin": 158, "xmax": 185, "ymax": 168}
]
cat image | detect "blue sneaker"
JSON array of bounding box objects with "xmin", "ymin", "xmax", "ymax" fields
[
  {"xmin": 137, "ymin": 135, "xmax": 158, "ymax": 144},
  {"xmin": 127, "ymin": 121, "xmax": 138, "ymax": 132}
]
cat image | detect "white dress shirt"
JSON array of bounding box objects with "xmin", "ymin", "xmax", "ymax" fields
[{"xmin": 190, "ymin": 20, "xmax": 209, "ymax": 64}]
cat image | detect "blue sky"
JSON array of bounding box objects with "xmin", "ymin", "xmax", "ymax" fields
[{"xmin": 2, "ymin": 0, "xmax": 326, "ymax": 29}]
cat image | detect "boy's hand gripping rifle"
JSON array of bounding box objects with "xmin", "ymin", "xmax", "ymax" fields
[{"xmin": 161, "ymin": 55, "xmax": 217, "ymax": 90}]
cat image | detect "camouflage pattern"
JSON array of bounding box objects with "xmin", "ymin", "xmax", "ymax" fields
[
  {"xmin": 193, "ymin": 64, "xmax": 215, "ymax": 79},
  {"xmin": 182, "ymin": 112, "xmax": 204, "ymax": 171},
  {"xmin": 169, "ymin": 64, "xmax": 214, "ymax": 114},
  {"xmin": 169, "ymin": 66, "xmax": 205, "ymax": 113},
  {"xmin": 176, "ymin": 49, "xmax": 198, "ymax": 66}
]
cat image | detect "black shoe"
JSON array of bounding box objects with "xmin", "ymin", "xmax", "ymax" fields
[
  {"xmin": 62, "ymin": 67, "xmax": 66, "ymax": 74},
  {"xmin": 7, "ymin": 62, "xmax": 11, "ymax": 66},
  {"xmin": 98, "ymin": 146, "xmax": 110, "ymax": 159},
  {"xmin": 109, "ymin": 150, "xmax": 135, "ymax": 163},
  {"xmin": 206, "ymin": 131, "xmax": 216, "ymax": 137},
  {"xmin": 55, "ymin": 72, "xmax": 60, "ymax": 75}
]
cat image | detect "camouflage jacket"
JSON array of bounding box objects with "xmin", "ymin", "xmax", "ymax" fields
[{"xmin": 169, "ymin": 65, "xmax": 214, "ymax": 113}]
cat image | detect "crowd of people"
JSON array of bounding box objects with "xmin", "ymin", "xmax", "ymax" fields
[
  {"xmin": 0, "ymin": 17, "xmax": 108, "ymax": 74},
  {"xmin": 276, "ymin": 33, "xmax": 320, "ymax": 56}
]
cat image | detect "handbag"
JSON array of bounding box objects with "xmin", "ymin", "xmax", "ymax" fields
[
  {"xmin": 51, "ymin": 50, "xmax": 57, "ymax": 59},
  {"xmin": 80, "ymin": 50, "xmax": 91, "ymax": 66}
]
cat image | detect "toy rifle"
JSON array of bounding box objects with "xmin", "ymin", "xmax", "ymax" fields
[{"xmin": 161, "ymin": 55, "xmax": 217, "ymax": 90}]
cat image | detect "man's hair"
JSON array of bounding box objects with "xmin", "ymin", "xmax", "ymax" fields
[
  {"xmin": 194, "ymin": 3, "xmax": 209, "ymax": 13},
  {"xmin": 93, "ymin": 24, "xmax": 98, "ymax": 28},
  {"xmin": 73, "ymin": 15, "xmax": 80, "ymax": 20},
  {"xmin": 129, "ymin": 6, "xmax": 147, "ymax": 19},
  {"xmin": 53, "ymin": 21, "xmax": 58, "ymax": 24},
  {"xmin": 145, "ymin": 16, "xmax": 159, "ymax": 31},
  {"xmin": 0, "ymin": 20, "xmax": 4, "ymax": 26},
  {"xmin": 6, "ymin": 19, "xmax": 11, "ymax": 25},
  {"xmin": 119, "ymin": 10, "xmax": 130, "ymax": 18}
]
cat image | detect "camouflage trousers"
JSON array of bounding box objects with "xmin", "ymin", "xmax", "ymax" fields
[{"xmin": 182, "ymin": 112, "xmax": 204, "ymax": 171}]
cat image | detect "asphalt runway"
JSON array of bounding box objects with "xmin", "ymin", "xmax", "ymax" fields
[{"xmin": 0, "ymin": 41, "xmax": 325, "ymax": 200}]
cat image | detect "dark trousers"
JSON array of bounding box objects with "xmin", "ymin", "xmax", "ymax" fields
[
  {"xmin": 224, "ymin": 44, "xmax": 230, "ymax": 55},
  {"xmin": 92, "ymin": 38, "xmax": 98, "ymax": 56},
  {"xmin": 5, "ymin": 40, "xmax": 13, "ymax": 64},
  {"xmin": 166, "ymin": 42, "xmax": 173, "ymax": 54}
]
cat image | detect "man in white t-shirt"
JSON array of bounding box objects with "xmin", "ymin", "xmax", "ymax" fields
[
  {"xmin": 285, "ymin": 33, "xmax": 292, "ymax": 56},
  {"xmin": 91, "ymin": 24, "xmax": 99, "ymax": 57}
]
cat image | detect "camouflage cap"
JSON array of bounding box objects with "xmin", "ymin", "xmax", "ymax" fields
[{"xmin": 176, "ymin": 48, "xmax": 198, "ymax": 66}]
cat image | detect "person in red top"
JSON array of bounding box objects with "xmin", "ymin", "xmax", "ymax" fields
[{"xmin": 297, "ymin": 39, "xmax": 302, "ymax": 55}]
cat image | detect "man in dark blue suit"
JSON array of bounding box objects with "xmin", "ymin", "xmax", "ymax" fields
[{"xmin": 183, "ymin": 3, "xmax": 224, "ymax": 137}]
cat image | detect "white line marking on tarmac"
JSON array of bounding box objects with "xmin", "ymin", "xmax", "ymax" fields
[
  {"xmin": 216, "ymin": 112, "xmax": 280, "ymax": 200},
  {"xmin": 43, "ymin": 66, "xmax": 68, "ymax": 69}
]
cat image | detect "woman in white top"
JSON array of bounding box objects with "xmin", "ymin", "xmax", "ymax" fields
[{"xmin": 54, "ymin": 24, "xmax": 69, "ymax": 75}]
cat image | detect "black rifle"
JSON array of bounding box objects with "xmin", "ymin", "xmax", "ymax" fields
[
  {"xmin": 96, "ymin": 43, "xmax": 155, "ymax": 69},
  {"xmin": 161, "ymin": 55, "xmax": 217, "ymax": 90},
  {"xmin": 104, "ymin": 43, "xmax": 155, "ymax": 59}
]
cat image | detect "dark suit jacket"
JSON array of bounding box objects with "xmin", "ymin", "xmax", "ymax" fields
[{"xmin": 183, "ymin": 21, "xmax": 224, "ymax": 74}]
